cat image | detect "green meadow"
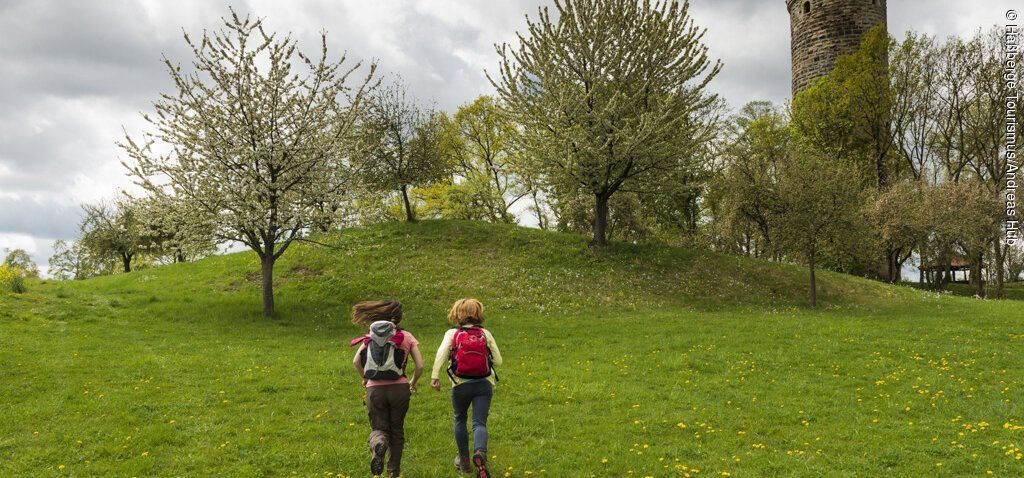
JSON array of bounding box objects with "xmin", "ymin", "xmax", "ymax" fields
[{"xmin": 2, "ymin": 220, "xmax": 1023, "ymax": 477}]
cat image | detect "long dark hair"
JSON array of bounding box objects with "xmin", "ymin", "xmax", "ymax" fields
[{"xmin": 351, "ymin": 300, "xmax": 403, "ymax": 327}]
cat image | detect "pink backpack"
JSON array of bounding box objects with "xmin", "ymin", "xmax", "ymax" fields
[{"xmin": 447, "ymin": 326, "xmax": 493, "ymax": 380}]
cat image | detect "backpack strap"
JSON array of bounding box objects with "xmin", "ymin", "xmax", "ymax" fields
[
  {"xmin": 449, "ymin": 328, "xmax": 464, "ymax": 353},
  {"xmin": 479, "ymin": 328, "xmax": 498, "ymax": 383},
  {"xmin": 355, "ymin": 324, "xmax": 404, "ymax": 348},
  {"xmin": 387, "ymin": 338, "xmax": 410, "ymax": 372},
  {"xmin": 392, "ymin": 330, "xmax": 408, "ymax": 367},
  {"xmin": 447, "ymin": 329, "xmax": 464, "ymax": 383}
]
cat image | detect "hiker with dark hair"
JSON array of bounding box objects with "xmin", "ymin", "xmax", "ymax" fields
[
  {"xmin": 431, "ymin": 298, "xmax": 503, "ymax": 478},
  {"xmin": 351, "ymin": 300, "xmax": 424, "ymax": 478}
]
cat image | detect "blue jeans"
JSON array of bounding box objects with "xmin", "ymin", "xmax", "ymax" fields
[{"xmin": 451, "ymin": 380, "xmax": 493, "ymax": 457}]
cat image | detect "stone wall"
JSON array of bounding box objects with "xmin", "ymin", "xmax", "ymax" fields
[{"xmin": 787, "ymin": 0, "xmax": 887, "ymax": 94}]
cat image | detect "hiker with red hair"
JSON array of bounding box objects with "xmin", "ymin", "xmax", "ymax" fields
[{"xmin": 431, "ymin": 298, "xmax": 503, "ymax": 478}]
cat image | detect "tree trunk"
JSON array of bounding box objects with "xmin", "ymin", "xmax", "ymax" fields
[
  {"xmin": 886, "ymin": 247, "xmax": 896, "ymax": 284},
  {"xmin": 591, "ymin": 191, "xmax": 611, "ymax": 248},
  {"xmin": 995, "ymin": 242, "xmax": 1006, "ymax": 299},
  {"xmin": 400, "ymin": 184, "xmax": 415, "ymax": 222},
  {"xmin": 941, "ymin": 263, "xmax": 952, "ymax": 291},
  {"xmin": 971, "ymin": 250, "xmax": 985, "ymax": 298},
  {"xmin": 876, "ymin": 153, "xmax": 888, "ymax": 190},
  {"xmin": 809, "ymin": 249, "xmax": 817, "ymax": 308},
  {"xmin": 884, "ymin": 246, "xmax": 909, "ymax": 284},
  {"xmin": 122, "ymin": 253, "xmax": 132, "ymax": 273},
  {"xmin": 261, "ymin": 254, "xmax": 276, "ymax": 317},
  {"xmin": 532, "ymin": 191, "xmax": 547, "ymax": 230},
  {"xmin": 917, "ymin": 247, "xmax": 926, "ymax": 285}
]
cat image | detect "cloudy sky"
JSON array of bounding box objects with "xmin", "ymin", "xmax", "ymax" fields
[{"xmin": 0, "ymin": 0, "xmax": 1017, "ymax": 273}]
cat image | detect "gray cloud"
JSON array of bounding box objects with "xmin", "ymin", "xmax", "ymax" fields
[
  {"xmin": 690, "ymin": 0, "xmax": 793, "ymax": 109},
  {"xmin": 0, "ymin": 197, "xmax": 81, "ymax": 238},
  {"xmin": 0, "ymin": 0, "xmax": 189, "ymax": 101}
]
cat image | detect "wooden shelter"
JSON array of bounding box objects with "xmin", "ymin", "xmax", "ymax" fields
[{"xmin": 920, "ymin": 257, "xmax": 972, "ymax": 284}]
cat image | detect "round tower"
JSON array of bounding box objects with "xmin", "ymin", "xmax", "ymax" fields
[{"xmin": 787, "ymin": 0, "xmax": 887, "ymax": 94}]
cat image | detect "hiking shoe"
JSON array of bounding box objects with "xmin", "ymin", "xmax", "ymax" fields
[
  {"xmin": 472, "ymin": 450, "xmax": 490, "ymax": 478},
  {"xmin": 370, "ymin": 442, "xmax": 387, "ymax": 476},
  {"xmin": 387, "ymin": 470, "xmax": 400, "ymax": 478},
  {"xmin": 454, "ymin": 454, "xmax": 471, "ymax": 473}
]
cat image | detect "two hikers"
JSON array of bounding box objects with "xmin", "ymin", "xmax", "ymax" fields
[{"xmin": 351, "ymin": 298, "xmax": 501, "ymax": 478}]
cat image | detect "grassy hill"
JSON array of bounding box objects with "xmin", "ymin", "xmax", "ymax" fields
[{"xmin": 2, "ymin": 220, "xmax": 1023, "ymax": 477}]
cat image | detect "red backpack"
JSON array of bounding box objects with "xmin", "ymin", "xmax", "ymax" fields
[{"xmin": 447, "ymin": 326, "xmax": 495, "ymax": 380}]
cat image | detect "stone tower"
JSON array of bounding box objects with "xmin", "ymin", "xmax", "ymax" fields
[{"xmin": 787, "ymin": 0, "xmax": 887, "ymax": 94}]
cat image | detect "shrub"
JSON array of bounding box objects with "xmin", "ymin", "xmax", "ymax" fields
[{"xmin": 0, "ymin": 264, "xmax": 27, "ymax": 294}]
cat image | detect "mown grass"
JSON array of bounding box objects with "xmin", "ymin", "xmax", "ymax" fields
[
  {"xmin": 1, "ymin": 220, "xmax": 1022, "ymax": 477},
  {"xmin": 905, "ymin": 281, "xmax": 1024, "ymax": 302}
]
